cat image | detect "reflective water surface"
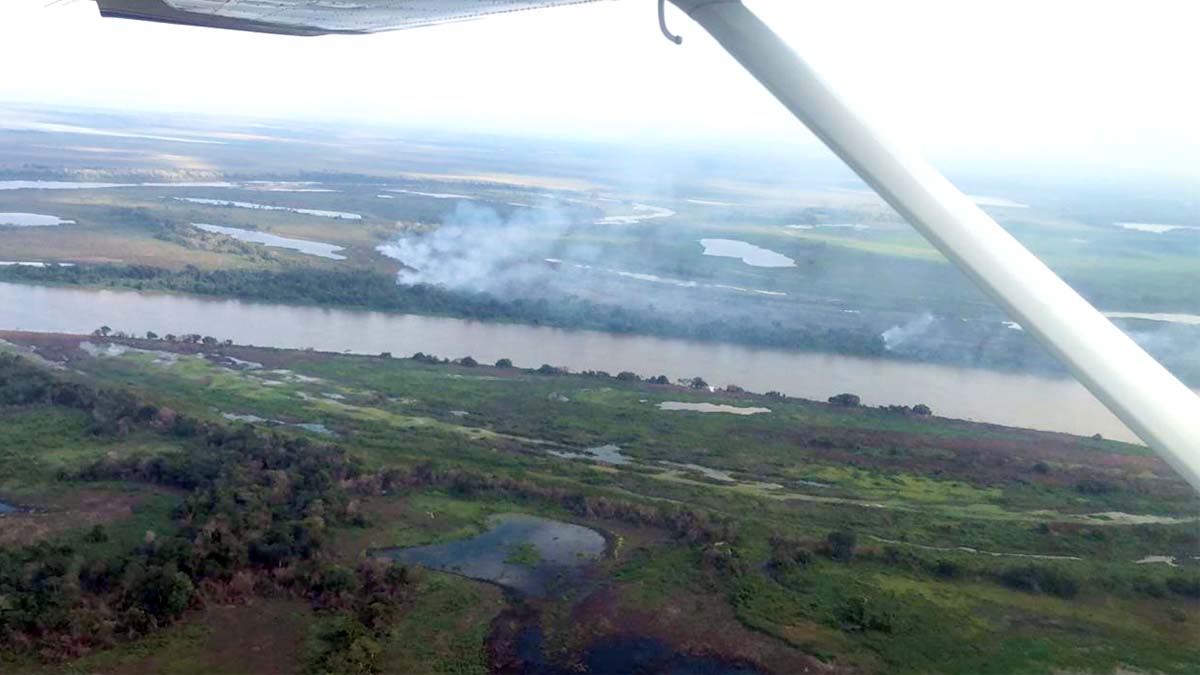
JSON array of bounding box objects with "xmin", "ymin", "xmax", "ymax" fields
[{"xmin": 0, "ymin": 281, "xmax": 1152, "ymax": 441}]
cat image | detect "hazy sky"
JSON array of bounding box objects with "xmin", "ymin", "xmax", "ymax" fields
[{"xmin": 2, "ymin": 0, "xmax": 1198, "ymax": 175}]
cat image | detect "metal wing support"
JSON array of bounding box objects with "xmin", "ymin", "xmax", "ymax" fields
[{"xmin": 669, "ymin": 0, "xmax": 1200, "ymax": 490}]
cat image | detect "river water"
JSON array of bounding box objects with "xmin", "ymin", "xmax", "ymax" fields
[{"xmin": 0, "ymin": 282, "xmax": 1150, "ymax": 442}]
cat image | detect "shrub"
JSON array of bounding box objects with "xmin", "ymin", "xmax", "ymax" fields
[
  {"xmin": 998, "ymin": 564, "xmax": 1080, "ymax": 598},
  {"xmin": 1166, "ymin": 573, "xmax": 1200, "ymax": 598},
  {"xmin": 827, "ymin": 529, "xmax": 857, "ymax": 561},
  {"xmin": 828, "ymin": 393, "xmax": 861, "ymax": 407},
  {"xmin": 932, "ymin": 558, "xmax": 962, "ymax": 579}
]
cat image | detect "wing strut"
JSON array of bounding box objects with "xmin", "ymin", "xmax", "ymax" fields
[{"xmin": 669, "ymin": 0, "xmax": 1200, "ymax": 490}]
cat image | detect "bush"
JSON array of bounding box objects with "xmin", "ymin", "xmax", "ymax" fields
[
  {"xmin": 1166, "ymin": 573, "xmax": 1200, "ymax": 598},
  {"xmin": 827, "ymin": 529, "xmax": 857, "ymax": 561},
  {"xmin": 1075, "ymin": 478, "xmax": 1120, "ymax": 495},
  {"xmin": 768, "ymin": 535, "xmax": 814, "ymax": 570},
  {"xmin": 932, "ymin": 558, "xmax": 962, "ymax": 579},
  {"xmin": 828, "ymin": 393, "xmax": 861, "ymax": 407},
  {"xmin": 998, "ymin": 564, "xmax": 1080, "ymax": 598}
]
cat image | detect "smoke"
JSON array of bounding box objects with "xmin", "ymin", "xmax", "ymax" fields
[
  {"xmin": 376, "ymin": 201, "xmax": 598, "ymax": 296},
  {"xmin": 881, "ymin": 313, "xmax": 935, "ymax": 351}
]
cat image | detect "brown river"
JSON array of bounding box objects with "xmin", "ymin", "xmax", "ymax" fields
[{"xmin": 0, "ymin": 281, "xmax": 1151, "ymax": 443}]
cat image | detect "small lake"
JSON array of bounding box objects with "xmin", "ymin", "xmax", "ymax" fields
[
  {"xmin": 377, "ymin": 513, "xmax": 605, "ymax": 596},
  {"xmin": 699, "ymin": 239, "xmax": 795, "ymax": 268},
  {"xmin": 1115, "ymin": 222, "xmax": 1200, "ymax": 234},
  {"xmin": 174, "ymin": 197, "xmax": 361, "ymax": 220},
  {"xmin": 192, "ymin": 223, "xmax": 346, "ymax": 260},
  {"xmin": 595, "ymin": 203, "xmax": 677, "ymax": 225},
  {"xmin": 0, "ymin": 213, "xmax": 75, "ymax": 227}
]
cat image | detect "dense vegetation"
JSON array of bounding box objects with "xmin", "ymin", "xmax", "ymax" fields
[{"xmin": 1, "ymin": 335, "xmax": 1198, "ymax": 673}]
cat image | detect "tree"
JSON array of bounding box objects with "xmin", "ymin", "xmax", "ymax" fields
[
  {"xmin": 201, "ymin": 336, "xmax": 218, "ymax": 346},
  {"xmin": 458, "ymin": 356, "xmax": 478, "ymax": 367},
  {"xmin": 495, "ymin": 358, "xmax": 513, "ymax": 368},
  {"xmin": 827, "ymin": 529, "xmax": 857, "ymax": 561},
  {"xmin": 145, "ymin": 331, "xmax": 159, "ymax": 340},
  {"xmin": 690, "ymin": 377, "xmax": 709, "ymax": 389},
  {"xmin": 912, "ymin": 403, "xmax": 932, "ymax": 416},
  {"xmin": 94, "ymin": 325, "xmax": 112, "ymax": 337},
  {"xmin": 828, "ymin": 393, "xmax": 861, "ymax": 407},
  {"xmin": 616, "ymin": 371, "xmax": 638, "ymax": 381},
  {"xmin": 648, "ymin": 375, "xmax": 670, "ymax": 385}
]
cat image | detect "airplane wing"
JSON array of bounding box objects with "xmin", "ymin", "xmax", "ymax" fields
[
  {"xmin": 94, "ymin": 0, "xmax": 600, "ymax": 36},
  {"xmin": 89, "ymin": 0, "xmax": 1200, "ymax": 491}
]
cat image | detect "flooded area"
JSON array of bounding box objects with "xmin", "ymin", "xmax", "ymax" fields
[
  {"xmin": 0, "ymin": 180, "xmax": 234, "ymax": 191},
  {"xmin": 594, "ymin": 203, "xmax": 676, "ymax": 225},
  {"xmin": 658, "ymin": 401, "xmax": 771, "ymax": 415},
  {"xmin": 377, "ymin": 513, "xmax": 605, "ymax": 596},
  {"xmin": 1105, "ymin": 311, "xmax": 1200, "ymax": 326},
  {"xmin": 192, "ymin": 223, "xmax": 347, "ymax": 260},
  {"xmin": 386, "ymin": 188, "xmax": 474, "ymax": 200},
  {"xmin": 548, "ymin": 260, "xmax": 787, "ymax": 297},
  {"xmin": 0, "ymin": 213, "xmax": 76, "ymax": 227},
  {"xmin": 508, "ymin": 631, "xmax": 762, "ymax": 675},
  {"xmin": 699, "ymin": 239, "xmax": 795, "ymax": 268},
  {"xmin": 0, "ymin": 281, "xmax": 1158, "ymax": 442},
  {"xmin": 0, "ymin": 501, "xmax": 19, "ymax": 514},
  {"xmin": 0, "ymin": 261, "xmax": 75, "ymax": 267},
  {"xmin": 1115, "ymin": 222, "xmax": 1200, "ymax": 234},
  {"xmin": 174, "ymin": 197, "xmax": 361, "ymax": 220}
]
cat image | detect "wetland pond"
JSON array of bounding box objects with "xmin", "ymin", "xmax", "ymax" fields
[
  {"xmin": 192, "ymin": 223, "xmax": 346, "ymax": 260},
  {"xmin": 376, "ymin": 513, "xmax": 605, "ymax": 596}
]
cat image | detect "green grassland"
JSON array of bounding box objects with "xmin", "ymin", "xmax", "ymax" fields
[{"xmin": 1, "ymin": 332, "xmax": 1197, "ymax": 674}]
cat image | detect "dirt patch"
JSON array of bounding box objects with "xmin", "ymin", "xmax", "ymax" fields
[
  {"xmin": 85, "ymin": 598, "xmax": 312, "ymax": 675},
  {"xmin": 0, "ymin": 488, "xmax": 157, "ymax": 547}
]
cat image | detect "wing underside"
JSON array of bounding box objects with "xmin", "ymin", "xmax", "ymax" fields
[{"xmin": 94, "ymin": 0, "xmax": 600, "ymax": 35}]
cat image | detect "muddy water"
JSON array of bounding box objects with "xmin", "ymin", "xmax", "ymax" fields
[
  {"xmin": 0, "ymin": 282, "xmax": 1158, "ymax": 442},
  {"xmin": 376, "ymin": 513, "xmax": 604, "ymax": 596}
]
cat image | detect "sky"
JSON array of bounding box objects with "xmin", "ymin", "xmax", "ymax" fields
[{"xmin": 1, "ymin": 0, "xmax": 1199, "ymax": 177}]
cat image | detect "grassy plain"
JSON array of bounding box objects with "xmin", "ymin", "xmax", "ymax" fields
[{"xmin": 1, "ymin": 332, "xmax": 1196, "ymax": 673}]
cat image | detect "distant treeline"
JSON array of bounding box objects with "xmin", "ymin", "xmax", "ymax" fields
[{"xmin": 0, "ymin": 264, "xmax": 886, "ymax": 356}]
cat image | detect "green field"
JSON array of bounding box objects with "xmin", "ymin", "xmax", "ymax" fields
[{"xmin": 1, "ymin": 332, "xmax": 1196, "ymax": 674}]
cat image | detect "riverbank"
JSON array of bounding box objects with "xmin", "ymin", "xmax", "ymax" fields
[{"xmin": 0, "ymin": 280, "xmax": 1160, "ymax": 441}]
